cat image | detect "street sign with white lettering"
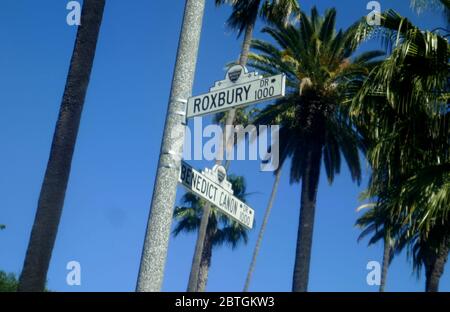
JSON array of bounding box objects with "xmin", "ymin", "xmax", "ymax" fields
[
  {"xmin": 187, "ymin": 65, "xmax": 286, "ymax": 118},
  {"xmin": 178, "ymin": 161, "xmax": 254, "ymax": 229}
]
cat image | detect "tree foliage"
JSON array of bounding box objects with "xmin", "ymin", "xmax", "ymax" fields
[
  {"xmin": 215, "ymin": 0, "xmax": 300, "ymax": 36},
  {"xmin": 351, "ymin": 8, "xmax": 450, "ymax": 287},
  {"xmin": 0, "ymin": 271, "xmax": 18, "ymax": 292}
]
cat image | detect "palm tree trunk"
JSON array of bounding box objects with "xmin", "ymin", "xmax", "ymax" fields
[
  {"xmin": 196, "ymin": 226, "xmax": 214, "ymax": 292},
  {"xmin": 18, "ymin": 0, "xmax": 105, "ymax": 292},
  {"xmin": 292, "ymin": 143, "xmax": 322, "ymax": 292},
  {"xmin": 425, "ymin": 236, "xmax": 449, "ymax": 292},
  {"xmin": 243, "ymin": 166, "xmax": 283, "ymax": 291},
  {"xmin": 224, "ymin": 21, "xmax": 255, "ymax": 170},
  {"xmin": 187, "ymin": 202, "xmax": 212, "ymax": 292},
  {"xmin": 187, "ymin": 21, "xmax": 255, "ymax": 291},
  {"xmin": 379, "ymin": 237, "xmax": 391, "ymax": 292},
  {"xmin": 238, "ymin": 22, "xmax": 254, "ymax": 67}
]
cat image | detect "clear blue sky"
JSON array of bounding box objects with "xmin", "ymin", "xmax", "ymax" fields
[{"xmin": 0, "ymin": 0, "xmax": 448, "ymax": 292}]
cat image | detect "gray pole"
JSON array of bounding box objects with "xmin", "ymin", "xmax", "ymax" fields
[{"xmin": 136, "ymin": 0, "xmax": 206, "ymax": 292}]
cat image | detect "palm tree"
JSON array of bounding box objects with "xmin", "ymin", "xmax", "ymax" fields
[
  {"xmin": 372, "ymin": 162, "xmax": 450, "ymax": 292},
  {"xmin": 356, "ymin": 203, "xmax": 396, "ymax": 292},
  {"xmin": 351, "ymin": 9, "xmax": 450, "ymax": 291},
  {"xmin": 247, "ymin": 7, "xmax": 383, "ymax": 291},
  {"xmin": 18, "ymin": 0, "xmax": 106, "ymax": 292},
  {"xmin": 399, "ymin": 166, "xmax": 450, "ymax": 292},
  {"xmin": 174, "ymin": 175, "xmax": 249, "ymax": 291}
]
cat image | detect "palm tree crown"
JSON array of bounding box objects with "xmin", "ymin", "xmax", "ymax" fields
[
  {"xmin": 249, "ymin": 7, "xmax": 383, "ymax": 184},
  {"xmin": 215, "ymin": 0, "xmax": 300, "ymax": 36}
]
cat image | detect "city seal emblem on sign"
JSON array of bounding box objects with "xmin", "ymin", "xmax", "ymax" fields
[{"xmin": 227, "ymin": 65, "xmax": 244, "ymax": 83}]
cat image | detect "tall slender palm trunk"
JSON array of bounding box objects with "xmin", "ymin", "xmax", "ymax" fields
[
  {"xmin": 196, "ymin": 225, "xmax": 215, "ymax": 292},
  {"xmin": 238, "ymin": 22, "xmax": 254, "ymax": 70},
  {"xmin": 292, "ymin": 143, "xmax": 322, "ymax": 292},
  {"xmin": 18, "ymin": 0, "xmax": 105, "ymax": 292},
  {"xmin": 244, "ymin": 165, "xmax": 283, "ymax": 291},
  {"xmin": 187, "ymin": 21, "xmax": 255, "ymax": 292},
  {"xmin": 224, "ymin": 21, "xmax": 254, "ymax": 169},
  {"xmin": 424, "ymin": 236, "xmax": 449, "ymax": 292},
  {"xmin": 379, "ymin": 237, "xmax": 391, "ymax": 292}
]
